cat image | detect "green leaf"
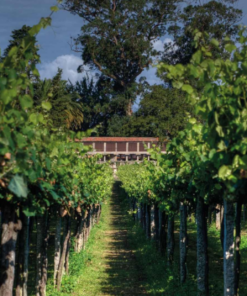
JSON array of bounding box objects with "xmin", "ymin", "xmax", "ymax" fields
[
  {"xmin": 8, "ymin": 175, "xmax": 28, "ymax": 198},
  {"xmin": 215, "ymin": 184, "xmax": 222, "ymax": 190},
  {"xmin": 211, "ymin": 39, "xmax": 219, "ymax": 47},
  {"xmin": 50, "ymin": 5, "xmax": 59, "ymax": 12},
  {"xmin": 225, "ymin": 43, "xmax": 237, "ymax": 53},
  {"xmin": 218, "ymin": 165, "xmax": 231, "ymax": 179},
  {"xmin": 240, "ymin": 155, "xmax": 247, "ymax": 167},
  {"xmin": 37, "ymin": 113, "xmax": 45, "ymax": 123},
  {"xmin": 8, "ymin": 46, "xmax": 18, "ymax": 57},
  {"xmin": 32, "ymin": 68, "xmax": 40, "ymax": 77},
  {"xmin": 0, "ymin": 77, "xmax": 7, "ymax": 87},
  {"xmin": 192, "ymin": 50, "xmax": 202, "ymax": 64},
  {"xmin": 182, "ymin": 84, "xmax": 194, "ymax": 94},
  {"xmin": 216, "ymin": 126, "xmax": 224, "ymax": 137},
  {"xmin": 29, "ymin": 113, "xmax": 38, "ymax": 124},
  {"xmin": 28, "ymin": 24, "xmax": 42, "ymax": 36},
  {"xmin": 50, "ymin": 190, "xmax": 60, "ymax": 200},
  {"xmin": 42, "ymin": 101, "xmax": 52, "ymax": 110},
  {"xmin": 23, "ymin": 206, "xmax": 37, "ymax": 217},
  {"xmin": 15, "ymin": 133, "xmax": 28, "ymax": 148},
  {"xmin": 189, "ymin": 65, "xmax": 199, "ymax": 78},
  {"xmin": 19, "ymin": 95, "xmax": 33, "ymax": 109},
  {"xmin": 172, "ymin": 81, "xmax": 183, "ymax": 89}
]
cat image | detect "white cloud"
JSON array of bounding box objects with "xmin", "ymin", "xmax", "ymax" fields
[
  {"xmin": 153, "ymin": 38, "xmax": 173, "ymax": 52},
  {"xmin": 38, "ymin": 55, "xmax": 91, "ymax": 84}
]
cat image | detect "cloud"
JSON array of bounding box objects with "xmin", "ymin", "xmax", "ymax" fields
[
  {"xmin": 38, "ymin": 55, "xmax": 91, "ymax": 84},
  {"xmin": 153, "ymin": 38, "xmax": 173, "ymax": 52}
]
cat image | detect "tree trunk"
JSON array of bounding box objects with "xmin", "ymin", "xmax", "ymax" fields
[
  {"xmin": 242, "ymin": 204, "xmax": 246, "ymax": 223},
  {"xmin": 78, "ymin": 211, "xmax": 86, "ymax": 251},
  {"xmin": 126, "ymin": 98, "xmax": 132, "ymax": 116},
  {"xmin": 86, "ymin": 208, "xmax": 91, "ymax": 241},
  {"xmin": 158, "ymin": 210, "xmax": 162, "ymax": 246},
  {"xmin": 89, "ymin": 206, "xmax": 93, "ymax": 232},
  {"xmin": 0, "ymin": 204, "xmax": 22, "ymax": 296},
  {"xmin": 142, "ymin": 203, "xmax": 146, "ymax": 231},
  {"xmin": 98, "ymin": 205, "xmax": 101, "ymax": 222},
  {"xmin": 36, "ymin": 216, "xmax": 43, "ymax": 296},
  {"xmin": 22, "ymin": 216, "xmax": 29, "ymax": 296},
  {"xmin": 146, "ymin": 204, "xmax": 150, "ymax": 238},
  {"xmin": 65, "ymin": 217, "xmax": 71, "ymax": 275},
  {"xmin": 216, "ymin": 204, "xmax": 221, "ymax": 230},
  {"xmin": 137, "ymin": 204, "xmax": 141, "ymax": 223},
  {"xmin": 234, "ymin": 201, "xmax": 241, "ymax": 296},
  {"xmin": 196, "ymin": 196, "xmax": 208, "ymax": 295},
  {"xmin": 83, "ymin": 210, "xmax": 88, "ymax": 248},
  {"xmin": 223, "ymin": 199, "xmax": 235, "ymax": 296},
  {"xmin": 140, "ymin": 203, "xmax": 143, "ymax": 227},
  {"xmin": 56, "ymin": 216, "xmax": 71, "ymax": 291},
  {"xmin": 154, "ymin": 204, "xmax": 159, "ymax": 243},
  {"xmin": 180, "ymin": 202, "xmax": 187, "ymax": 283},
  {"xmin": 167, "ymin": 216, "xmax": 175, "ymax": 265},
  {"xmin": 220, "ymin": 205, "xmax": 224, "ymax": 249},
  {"xmin": 41, "ymin": 212, "xmax": 50, "ymax": 296},
  {"xmin": 15, "ymin": 213, "xmax": 24, "ymax": 296},
  {"xmin": 150, "ymin": 205, "xmax": 155, "ymax": 240},
  {"xmin": 16, "ymin": 214, "xmax": 29, "ymax": 296},
  {"xmin": 54, "ymin": 213, "xmax": 61, "ymax": 287},
  {"xmin": 160, "ymin": 211, "xmax": 166, "ymax": 253},
  {"xmin": 35, "ymin": 212, "xmax": 50, "ymax": 296},
  {"xmin": 75, "ymin": 212, "xmax": 83, "ymax": 253}
]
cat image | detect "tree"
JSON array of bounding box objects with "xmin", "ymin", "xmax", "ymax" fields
[
  {"xmin": 34, "ymin": 69, "xmax": 84, "ymax": 131},
  {"xmin": 159, "ymin": 27, "xmax": 247, "ymax": 296},
  {"xmin": 109, "ymin": 85, "xmax": 191, "ymax": 138},
  {"xmin": 162, "ymin": 0, "xmax": 242, "ymax": 66},
  {"xmin": 62, "ymin": 0, "xmax": 180, "ymax": 115},
  {"xmin": 4, "ymin": 25, "xmax": 40, "ymax": 62},
  {"xmin": 67, "ymin": 75, "xmax": 116, "ymax": 135}
]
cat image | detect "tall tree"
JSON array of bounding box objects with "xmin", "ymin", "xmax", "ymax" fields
[
  {"xmin": 34, "ymin": 69, "xmax": 84, "ymax": 131},
  {"xmin": 62, "ymin": 0, "xmax": 180, "ymax": 115},
  {"xmin": 67, "ymin": 75, "xmax": 118, "ymax": 135},
  {"xmin": 107, "ymin": 85, "xmax": 192, "ymax": 138},
  {"xmin": 162, "ymin": 0, "xmax": 242, "ymax": 66}
]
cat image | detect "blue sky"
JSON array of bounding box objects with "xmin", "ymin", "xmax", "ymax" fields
[{"xmin": 0, "ymin": 0, "xmax": 247, "ymax": 87}]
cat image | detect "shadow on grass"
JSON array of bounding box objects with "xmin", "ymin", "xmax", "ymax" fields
[
  {"xmin": 98, "ymin": 181, "xmax": 247, "ymax": 296},
  {"xmin": 96, "ymin": 181, "xmax": 197, "ymax": 296},
  {"xmin": 31, "ymin": 180, "xmax": 247, "ymax": 296}
]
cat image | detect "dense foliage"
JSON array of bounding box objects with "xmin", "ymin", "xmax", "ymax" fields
[
  {"xmin": 0, "ymin": 11, "xmax": 113, "ymax": 296},
  {"xmin": 118, "ymin": 29, "xmax": 247, "ymax": 296},
  {"xmin": 62, "ymin": 0, "xmax": 180, "ymax": 115},
  {"xmin": 162, "ymin": 0, "xmax": 242, "ymax": 66}
]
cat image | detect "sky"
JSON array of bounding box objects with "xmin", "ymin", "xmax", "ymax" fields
[{"xmin": 0, "ymin": 0, "xmax": 247, "ymax": 88}]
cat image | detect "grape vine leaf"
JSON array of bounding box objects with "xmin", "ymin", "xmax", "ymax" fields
[{"xmin": 8, "ymin": 175, "xmax": 28, "ymax": 198}]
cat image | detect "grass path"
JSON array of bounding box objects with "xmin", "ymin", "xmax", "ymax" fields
[
  {"xmin": 72, "ymin": 182, "xmax": 147, "ymax": 296},
  {"xmin": 53, "ymin": 182, "xmax": 247, "ymax": 296}
]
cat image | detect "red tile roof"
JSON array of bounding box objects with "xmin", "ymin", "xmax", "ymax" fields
[{"xmin": 77, "ymin": 137, "xmax": 160, "ymax": 142}]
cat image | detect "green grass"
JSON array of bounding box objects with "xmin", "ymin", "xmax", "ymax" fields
[
  {"xmin": 46, "ymin": 201, "xmax": 111, "ymax": 296},
  {"xmin": 43, "ymin": 182, "xmax": 247, "ymax": 295}
]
